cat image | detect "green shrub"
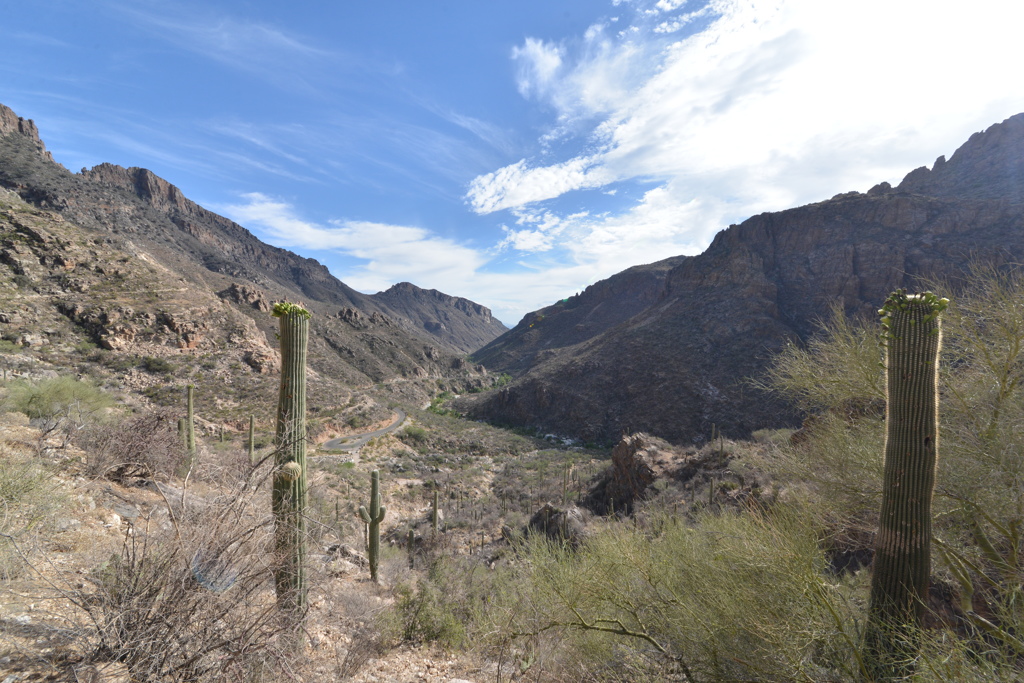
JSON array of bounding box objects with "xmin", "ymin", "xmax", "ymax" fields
[
  {"xmin": 140, "ymin": 356, "xmax": 175, "ymax": 374},
  {"xmin": 0, "ymin": 450, "xmax": 64, "ymax": 579},
  {"xmin": 401, "ymin": 426, "xmax": 428, "ymax": 445},
  {"xmin": 7, "ymin": 376, "xmax": 115, "ymax": 444}
]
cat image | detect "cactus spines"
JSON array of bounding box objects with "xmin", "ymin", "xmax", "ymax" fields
[
  {"xmin": 278, "ymin": 461, "xmax": 303, "ymax": 482},
  {"xmin": 271, "ymin": 302, "xmax": 310, "ymax": 617},
  {"xmin": 865, "ymin": 290, "xmax": 947, "ymax": 680},
  {"xmin": 358, "ymin": 470, "xmax": 387, "ymax": 583}
]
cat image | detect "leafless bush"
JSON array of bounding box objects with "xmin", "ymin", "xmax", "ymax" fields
[
  {"xmin": 333, "ymin": 627, "xmax": 381, "ymax": 680},
  {"xmin": 60, "ymin": 464, "xmax": 303, "ymax": 681},
  {"xmin": 77, "ymin": 408, "xmax": 187, "ymax": 482}
]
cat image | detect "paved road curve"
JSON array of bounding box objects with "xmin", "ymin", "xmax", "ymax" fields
[{"xmin": 319, "ymin": 409, "xmax": 407, "ymax": 453}]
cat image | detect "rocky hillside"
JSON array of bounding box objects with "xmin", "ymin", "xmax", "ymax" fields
[
  {"xmin": 0, "ymin": 101, "xmax": 505, "ymax": 358},
  {"xmin": 372, "ymin": 281, "xmax": 508, "ymax": 354},
  {"xmin": 0, "ymin": 102, "xmax": 507, "ymax": 422},
  {"xmin": 465, "ymin": 113, "xmax": 1024, "ymax": 445}
]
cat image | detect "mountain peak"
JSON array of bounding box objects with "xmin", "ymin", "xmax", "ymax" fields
[
  {"xmin": 0, "ymin": 103, "xmax": 54, "ymax": 163},
  {"xmin": 896, "ymin": 112, "xmax": 1024, "ymax": 202}
]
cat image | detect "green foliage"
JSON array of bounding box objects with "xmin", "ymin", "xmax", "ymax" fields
[
  {"xmin": 6, "ymin": 376, "xmax": 114, "ymax": 442},
  {"xmin": 271, "ymin": 301, "xmax": 311, "ymax": 319},
  {"xmin": 427, "ymin": 391, "xmax": 458, "ymax": 416},
  {"xmin": 758, "ymin": 302, "xmax": 885, "ymax": 413},
  {"xmin": 762, "ymin": 267, "xmax": 1024, "ymax": 679},
  {"xmin": 0, "ymin": 339, "xmax": 22, "ymax": 353},
  {"xmin": 401, "ymin": 425, "xmax": 428, "ymax": 445},
  {"xmin": 383, "ymin": 507, "xmax": 856, "ymax": 680},
  {"xmin": 0, "ymin": 450, "xmax": 64, "ymax": 579},
  {"xmin": 140, "ymin": 356, "xmax": 175, "ymax": 374}
]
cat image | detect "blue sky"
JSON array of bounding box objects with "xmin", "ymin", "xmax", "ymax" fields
[{"xmin": 2, "ymin": 0, "xmax": 1023, "ymax": 325}]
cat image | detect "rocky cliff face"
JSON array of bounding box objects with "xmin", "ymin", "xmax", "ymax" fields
[
  {"xmin": 473, "ymin": 255, "xmax": 687, "ymax": 374},
  {"xmin": 465, "ymin": 113, "xmax": 1024, "ymax": 445}
]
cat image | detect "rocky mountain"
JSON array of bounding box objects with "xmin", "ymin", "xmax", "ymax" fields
[
  {"xmin": 0, "ymin": 102, "xmax": 505, "ymax": 421},
  {"xmin": 465, "ymin": 113, "xmax": 1024, "ymax": 445},
  {"xmin": 372, "ymin": 281, "xmax": 508, "ymax": 354},
  {"xmin": 0, "ymin": 101, "xmax": 504, "ymax": 357}
]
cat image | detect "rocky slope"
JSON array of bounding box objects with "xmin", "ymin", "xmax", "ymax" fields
[
  {"xmin": 0, "ymin": 102, "xmax": 509, "ymax": 413},
  {"xmin": 465, "ymin": 113, "xmax": 1024, "ymax": 445},
  {"xmin": 0, "ymin": 101, "xmax": 504, "ymax": 358},
  {"xmin": 372, "ymin": 281, "xmax": 508, "ymax": 355},
  {"xmin": 0, "ymin": 102, "xmax": 506, "ymax": 422}
]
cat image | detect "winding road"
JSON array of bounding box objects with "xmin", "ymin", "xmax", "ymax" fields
[{"xmin": 318, "ymin": 409, "xmax": 407, "ymax": 453}]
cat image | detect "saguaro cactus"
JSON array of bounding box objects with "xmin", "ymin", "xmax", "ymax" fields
[
  {"xmin": 432, "ymin": 489, "xmax": 440, "ymax": 535},
  {"xmin": 864, "ymin": 290, "xmax": 947, "ymax": 680},
  {"xmin": 359, "ymin": 470, "xmax": 387, "ymax": 583},
  {"xmin": 271, "ymin": 302, "xmax": 310, "ymax": 616},
  {"xmin": 185, "ymin": 384, "xmax": 196, "ymax": 457},
  {"xmin": 247, "ymin": 414, "xmax": 256, "ymax": 464}
]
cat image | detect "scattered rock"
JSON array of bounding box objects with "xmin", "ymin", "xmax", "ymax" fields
[{"xmin": 526, "ymin": 503, "xmax": 589, "ymax": 547}]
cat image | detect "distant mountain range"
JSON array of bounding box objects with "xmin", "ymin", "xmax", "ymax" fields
[
  {"xmin": 0, "ymin": 102, "xmax": 506, "ymax": 413},
  {"xmin": 464, "ymin": 113, "xmax": 1024, "ymax": 444}
]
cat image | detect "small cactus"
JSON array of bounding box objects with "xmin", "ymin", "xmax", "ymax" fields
[{"xmin": 359, "ymin": 470, "xmax": 387, "ymax": 583}]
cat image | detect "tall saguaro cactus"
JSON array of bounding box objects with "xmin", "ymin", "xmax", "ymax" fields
[
  {"xmin": 185, "ymin": 384, "xmax": 196, "ymax": 457},
  {"xmin": 864, "ymin": 290, "xmax": 947, "ymax": 680},
  {"xmin": 247, "ymin": 414, "xmax": 256, "ymax": 464},
  {"xmin": 271, "ymin": 302, "xmax": 310, "ymax": 616},
  {"xmin": 359, "ymin": 470, "xmax": 387, "ymax": 583},
  {"xmin": 432, "ymin": 489, "xmax": 440, "ymax": 535}
]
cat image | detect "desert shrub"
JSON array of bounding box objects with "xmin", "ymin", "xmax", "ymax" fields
[
  {"xmin": 77, "ymin": 408, "xmax": 187, "ymax": 481},
  {"xmin": 399, "ymin": 425, "xmax": 428, "ymax": 446},
  {"xmin": 486, "ymin": 508, "xmax": 855, "ymax": 682},
  {"xmin": 140, "ymin": 356, "xmax": 175, "ymax": 374},
  {"xmin": 382, "ymin": 554, "xmax": 492, "ymax": 650},
  {"xmin": 761, "ymin": 266, "xmax": 1024, "ymax": 677},
  {"xmin": 6, "ymin": 376, "xmax": 114, "ymax": 446},
  {"xmin": 0, "ymin": 448, "xmax": 64, "ymax": 579},
  {"xmin": 66, "ymin": 466, "xmax": 296, "ymax": 681}
]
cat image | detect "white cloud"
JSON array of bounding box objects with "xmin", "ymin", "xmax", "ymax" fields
[
  {"xmin": 222, "ymin": 193, "xmax": 489, "ymax": 293},
  {"xmin": 467, "ymin": 157, "xmax": 614, "ymax": 213},
  {"xmin": 218, "ymin": 192, "xmax": 690, "ymax": 325},
  {"xmin": 511, "ymin": 38, "xmax": 564, "ymax": 100},
  {"xmin": 466, "ymin": 0, "xmax": 1024, "ymax": 285}
]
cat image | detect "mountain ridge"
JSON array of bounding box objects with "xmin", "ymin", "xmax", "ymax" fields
[
  {"xmin": 0, "ymin": 102, "xmax": 505, "ymax": 356},
  {"xmin": 464, "ymin": 113, "xmax": 1024, "ymax": 444}
]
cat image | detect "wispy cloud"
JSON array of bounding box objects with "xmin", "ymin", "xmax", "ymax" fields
[
  {"xmin": 103, "ymin": 1, "xmax": 339, "ymax": 91},
  {"xmin": 217, "ymin": 193, "xmax": 655, "ymax": 324}
]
